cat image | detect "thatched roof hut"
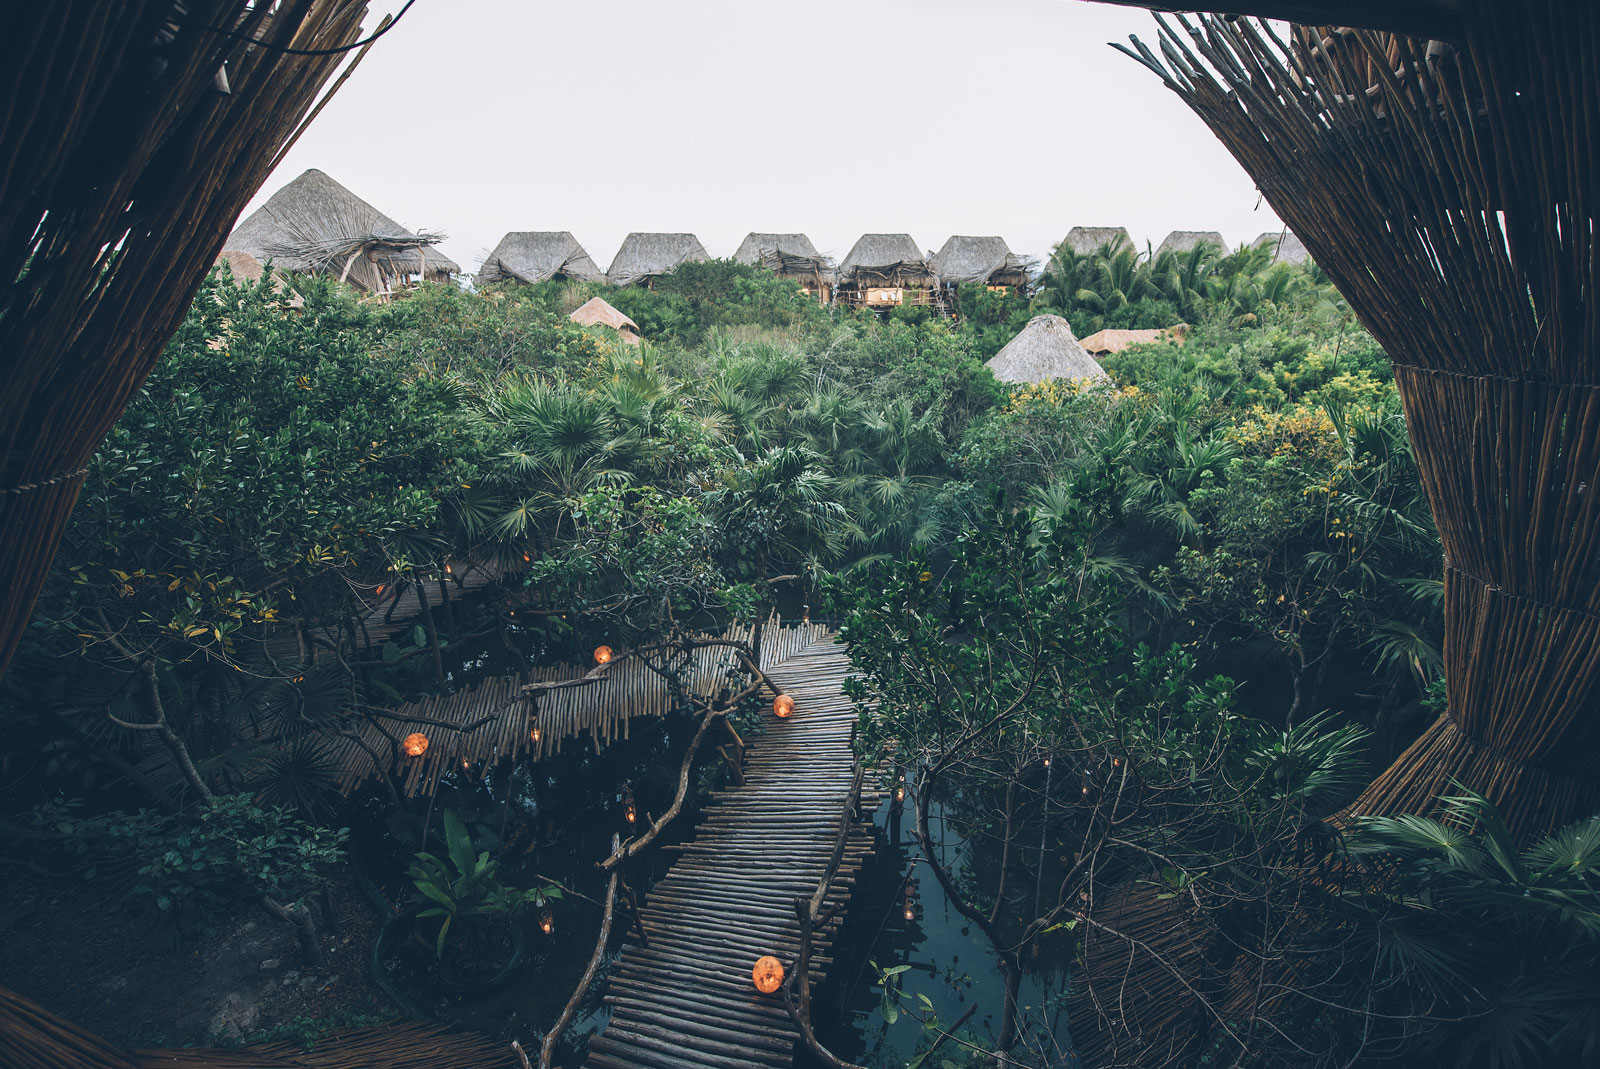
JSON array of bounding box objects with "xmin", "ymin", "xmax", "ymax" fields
[
  {"xmin": 930, "ymin": 235, "xmax": 1030, "ymax": 290},
  {"xmin": 986, "ymin": 315, "xmax": 1107, "ymax": 385},
  {"xmin": 1155, "ymin": 230, "xmax": 1230, "ymax": 258},
  {"xmin": 1063, "ymin": 226, "xmax": 1133, "ymax": 255},
  {"xmin": 1252, "ymin": 229, "xmax": 1310, "ymax": 266},
  {"xmin": 606, "ymin": 232, "xmax": 710, "ymax": 288},
  {"xmin": 223, "ymin": 169, "xmax": 458, "ymax": 292},
  {"xmin": 214, "ymin": 249, "xmax": 266, "ymax": 283},
  {"xmin": 837, "ymin": 233, "xmax": 933, "ymax": 307},
  {"xmin": 733, "ymin": 233, "xmax": 834, "ymax": 296},
  {"xmin": 1079, "ymin": 326, "xmax": 1185, "ymax": 356},
  {"xmin": 478, "ymin": 232, "xmax": 604, "ymax": 285},
  {"xmin": 569, "ymin": 296, "xmax": 641, "ymax": 345}
]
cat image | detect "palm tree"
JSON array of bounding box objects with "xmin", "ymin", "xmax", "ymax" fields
[{"xmin": 1347, "ymin": 789, "xmax": 1600, "ymax": 1069}]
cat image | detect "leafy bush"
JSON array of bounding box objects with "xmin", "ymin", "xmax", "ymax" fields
[{"xmin": 34, "ymin": 794, "xmax": 346, "ymax": 938}]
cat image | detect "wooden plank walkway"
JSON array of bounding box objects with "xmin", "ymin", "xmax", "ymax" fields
[
  {"xmin": 329, "ymin": 620, "xmax": 761, "ymax": 798},
  {"xmin": 585, "ymin": 630, "xmax": 879, "ymax": 1069}
]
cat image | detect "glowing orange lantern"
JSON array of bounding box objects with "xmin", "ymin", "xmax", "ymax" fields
[
  {"xmin": 538, "ymin": 902, "xmax": 554, "ymax": 935},
  {"xmin": 594, "ymin": 645, "xmax": 614, "ymax": 665},
  {"xmin": 444, "ymin": 562, "xmax": 453, "ymax": 575},
  {"xmin": 530, "ymin": 723, "xmax": 542, "ymax": 744},
  {"xmin": 773, "ymin": 694, "xmax": 795, "ymax": 719},
  {"xmin": 752, "ymin": 955, "xmax": 784, "ymax": 994},
  {"xmin": 402, "ymin": 733, "xmax": 429, "ymax": 757}
]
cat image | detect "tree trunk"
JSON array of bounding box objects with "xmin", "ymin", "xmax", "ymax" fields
[{"xmin": 262, "ymin": 895, "xmax": 323, "ymax": 967}]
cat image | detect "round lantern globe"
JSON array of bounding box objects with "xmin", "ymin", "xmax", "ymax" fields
[
  {"xmin": 402, "ymin": 732, "xmax": 429, "ymax": 757},
  {"xmin": 773, "ymin": 694, "xmax": 795, "ymax": 719},
  {"xmin": 752, "ymin": 955, "xmax": 784, "ymax": 994},
  {"xmin": 594, "ymin": 645, "xmax": 614, "ymax": 665}
]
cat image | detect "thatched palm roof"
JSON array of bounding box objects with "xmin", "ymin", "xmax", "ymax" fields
[
  {"xmin": 569, "ymin": 296, "xmax": 640, "ymax": 344},
  {"xmin": 732, "ymin": 233, "xmax": 834, "ymax": 282},
  {"xmin": 1155, "ymin": 230, "xmax": 1230, "ymax": 258},
  {"xmin": 224, "ymin": 169, "xmax": 458, "ymax": 291},
  {"xmin": 478, "ymin": 232, "xmax": 604, "ymax": 285},
  {"xmin": 1079, "ymin": 327, "xmax": 1184, "ymax": 355},
  {"xmin": 1063, "ymin": 226, "xmax": 1133, "ymax": 255},
  {"xmin": 606, "ymin": 232, "xmax": 710, "ymax": 287},
  {"xmin": 214, "ymin": 250, "xmax": 266, "ymax": 284},
  {"xmin": 929, "ymin": 235, "xmax": 1028, "ymax": 285},
  {"xmin": 1252, "ymin": 229, "xmax": 1310, "ymax": 266},
  {"xmin": 837, "ymin": 233, "xmax": 932, "ymax": 284},
  {"xmin": 986, "ymin": 315, "xmax": 1107, "ymax": 385}
]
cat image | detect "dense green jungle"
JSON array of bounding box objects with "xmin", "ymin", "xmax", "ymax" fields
[{"xmin": 4, "ymin": 235, "xmax": 1597, "ymax": 1069}]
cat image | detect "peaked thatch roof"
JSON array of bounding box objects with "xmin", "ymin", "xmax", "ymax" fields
[
  {"xmin": 930, "ymin": 235, "xmax": 1029, "ymax": 285},
  {"xmin": 1156, "ymin": 230, "xmax": 1230, "ymax": 258},
  {"xmin": 569, "ymin": 296, "xmax": 640, "ymax": 343},
  {"xmin": 478, "ymin": 232, "xmax": 604, "ymax": 285},
  {"xmin": 224, "ymin": 169, "xmax": 459, "ymax": 291},
  {"xmin": 837, "ymin": 233, "xmax": 932, "ymax": 284},
  {"xmin": 986, "ymin": 315, "xmax": 1107, "ymax": 385},
  {"xmin": 1063, "ymin": 226, "xmax": 1133, "ymax": 255},
  {"xmin": 214, "ymin": 249, "xmax": 266, "ymax": 283},
  {"xmin": 1079, "ymin": 327, "xmax": 1185, "ymax": 355},
  {"xmin": 732, "ymin": 233, "xmax": 834, "ymax": 282},
  {"xmin": 606, "ymin": 232, "xmax": 709, "ymax": 287},
  {"xmin": 1252, "ymin": 229, "xmax": 1310, "ymax": 266}
]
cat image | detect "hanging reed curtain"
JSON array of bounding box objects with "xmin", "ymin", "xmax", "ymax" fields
[
  {"xmin": 1111, "ymin": 1, "xmax": 1600, "ymax": 842},
  {"xmin": 0, "ymin": 2, "xmax": 371, "ymax": 677}
]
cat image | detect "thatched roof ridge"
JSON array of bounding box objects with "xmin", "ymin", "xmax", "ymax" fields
[
  {"xmin": 478, "ymin": 232, "xmax": 604, "ymax": 285},
  {"xmin": 986, "ymin": 315, "xmax": 1107, "ymax": 385},
  {"xmin": 569, "ymin": 296, "xmax": 640, "ymax": 343},
  {"xmin": 606, "ymin": 232, "xmax": 710, "ymax": 287},
  {"xmin": 837, "ymin": 233, "xmax": 931, "ymax": 283},
  {"xmin": 1252, "ymin": 229, "xmax": 1310, "ymax": 265},
  {"xmin": 732, "ymin": 233, "xmax": 835, "ymax": 281},
  {"xmin": 930, "ymin": 235, "xmax": 1028, "ymax": 285},
  {"xmin": 1063, "ymin": 226, "xmax": 1133, "ymax": 255},
  {"xmin": 224, "ymin": 169, "xmax": 459, "ymax": 289},
  {"xmin": 1156, "ymin": 230, "xmax": 1230, "ymax": 258},
  {"xmin": 1079, "ymin": 327, "xmax": 1185, "ymax": 355}
]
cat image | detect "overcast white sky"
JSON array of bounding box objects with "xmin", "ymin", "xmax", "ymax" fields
[{"xmin": 239, "ymin": 0, "xmax": 1286, "ymax": 274}]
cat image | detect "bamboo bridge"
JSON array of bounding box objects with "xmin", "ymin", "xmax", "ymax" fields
[{"xmin": 584, "ymin": 628, "xmax": 880, "ymax": 1069}]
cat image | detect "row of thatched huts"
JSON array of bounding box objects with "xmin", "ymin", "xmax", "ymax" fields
[
  {"xmin": 1061, "ymin": 224, "xmax": 1308, "ymax": 264},
  {"xmin": 218, "ymin": 170, "xmax": 1305, "ymax": 306},
  {"xmin": 217, "ymin": 171, "xmax": 1187, "ymax": 385}
]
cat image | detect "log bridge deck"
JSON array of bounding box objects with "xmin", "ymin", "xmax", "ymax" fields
[{"xmin": 585, "ymin": 631, "xmax": 879, "ymax": 1069}]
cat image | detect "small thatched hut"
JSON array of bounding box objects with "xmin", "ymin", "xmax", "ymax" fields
[
  {"xmin": 733, "ymin": 233, "xmax": 835, "ymax": 302},
  {"xmin": 1252, "ymin": 229, "xmax": 1310, "ymax": 266},
  {"xmin": 478, "ymin": 232, "xmax": 605, "ymax": 285},
  {"xmin": 1079, "ymin": 326, "xmax": 1185, "ymax": 357},
  {"xmin": 213, "ymin": 249, "xmax": 266, "ymax": 283},
  {"xmin": 986, "ymin": 315, "xmax": 1107, "ymax": 385},
  {"xmin": 569, "ymin": 296, "xmax": 641, "ymax": 345},
  {"xmin": 223, "ymin": 168, "xmax": 458, "ymax": 293},
  {"xmin": 930, "ymin": 236, "xmax": 1031, "ymax": 299},
  {"xmin": 606, "ymin": 233, "xmax": 710, "ymax": 288},
  {"xmin": 1062, "ymin": 226, "xmax": 1133, "ymax": 256},
  {"xmin": 836, "ymin": 233, "xmax": 934, "ymax": 309},
  {"xmin": 1155, "ymin": 230, "xmax": 1230, "ymax": 258}
]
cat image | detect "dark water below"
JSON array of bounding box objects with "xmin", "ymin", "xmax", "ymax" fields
[{"xmin": 806, "ymin": 795, "xmax": 1079, "ymax": 1068}]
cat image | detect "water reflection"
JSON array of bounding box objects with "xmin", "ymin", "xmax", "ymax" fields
[{"xmin": 809, "ymin": 789, "xmax": 1079, "ymax": 1068}]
